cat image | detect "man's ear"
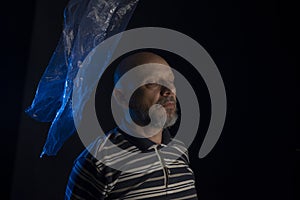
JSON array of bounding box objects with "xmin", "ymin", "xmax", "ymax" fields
[{"xmin": 113, "ymin": 89, "xmax": 127, "ymax": 108}]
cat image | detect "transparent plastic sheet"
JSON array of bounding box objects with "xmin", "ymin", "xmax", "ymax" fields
[{"xmin": 25, "ymin": 0, "xmax": 140, "ymax": 157}]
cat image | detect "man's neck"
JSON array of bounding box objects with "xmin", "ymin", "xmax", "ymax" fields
[
  {"xmin": 120, "ymin": 119, "xmax": 163, "ymax": 144},
  {"xmin": 148, "ymin": 131, "xmax": 162, "ymax": 144}
]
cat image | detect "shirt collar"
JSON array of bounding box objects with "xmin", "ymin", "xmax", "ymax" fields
[{"xmin": 116, "ymin": 127, "xmax": 171, "ymax": 151}]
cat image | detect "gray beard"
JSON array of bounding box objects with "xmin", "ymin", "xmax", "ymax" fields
[
  {"xmin": 129, "ymin": 107, "xmax": 178, "ymax": 128},
  {"xmin": 150, "ymin": 107, "xmax": 178, "ymax": 128}
]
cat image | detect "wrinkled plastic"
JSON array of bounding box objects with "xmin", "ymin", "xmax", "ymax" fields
[{"xmin": 26, "ymin": 0, "xmax": 140, "ymax": 157}]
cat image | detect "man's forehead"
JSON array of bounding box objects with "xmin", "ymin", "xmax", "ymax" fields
[
  {"xmin": 135, "ymin": 63, "xmax": 174, "ymax": 79},
  {"xmin": 114, "ymin": 52, "xmax": 176, "ymax": 89},
  {"xmin": 115, "ymin": 63, "xmax": 175, "ymax": 89},
  {"xmin": 119, "ymin": 52, "xmax": 169, "ymax": 67}
]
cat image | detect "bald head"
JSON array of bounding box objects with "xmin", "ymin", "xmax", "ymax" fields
[{"xmin": 114, "ymin": 52, "xmax": 170, "ymax": 86}]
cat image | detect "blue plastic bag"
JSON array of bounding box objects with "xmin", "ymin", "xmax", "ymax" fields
[{"xmin": 26, "ymin": 0, "xmax": 140, "ymax": 156}]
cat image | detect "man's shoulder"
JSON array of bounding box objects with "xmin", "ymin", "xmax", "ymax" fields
[
  {"xmin": 170, "ymin": 137, "xmax": 189, "ymax": 151},
  {"xmin": 75, "ymin": 128, "xmax": 128, "ymax": 163}
]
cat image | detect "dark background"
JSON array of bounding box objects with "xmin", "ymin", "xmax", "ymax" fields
[{"xmin": 0, "ymin": 0, "xmax": 298, "ymax": 199}]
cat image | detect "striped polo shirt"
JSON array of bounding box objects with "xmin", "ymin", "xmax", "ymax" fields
[{"xmin": 65, "ymin": 127, "xmax": 198, "ymax": 199}]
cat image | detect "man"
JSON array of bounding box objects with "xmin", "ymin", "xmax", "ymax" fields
[{"xmin": 65, "ymin": 52, "xmax": 198, "ymax": 199}]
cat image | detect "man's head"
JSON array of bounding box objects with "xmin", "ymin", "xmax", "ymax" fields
[{"xmin": 113, "ymin": 51, "xmax": 178, "ymax": 131}]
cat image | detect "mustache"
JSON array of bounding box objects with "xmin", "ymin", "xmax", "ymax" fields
[{"xmin": 156, "ymin": 96, "xmax": 176, "ymax": 105}]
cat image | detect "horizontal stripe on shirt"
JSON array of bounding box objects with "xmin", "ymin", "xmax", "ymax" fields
[{"xmin": 65, "ymin": 128, "xmax": 198, "ymax": 200}]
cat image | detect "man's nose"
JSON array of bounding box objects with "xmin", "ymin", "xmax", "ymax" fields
[{"xmin": 160, "ymin": 85, "xmax": 176, "ymax": 97}]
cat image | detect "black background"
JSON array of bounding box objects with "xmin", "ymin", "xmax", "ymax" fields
[{"xmin": 0, "ymin": 0, "xmax": 298, "ymax": 199}]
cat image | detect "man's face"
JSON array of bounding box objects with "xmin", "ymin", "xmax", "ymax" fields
[{"xmin": 128, "ymin": 64, "xmax": 178, "ymax": 128}]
